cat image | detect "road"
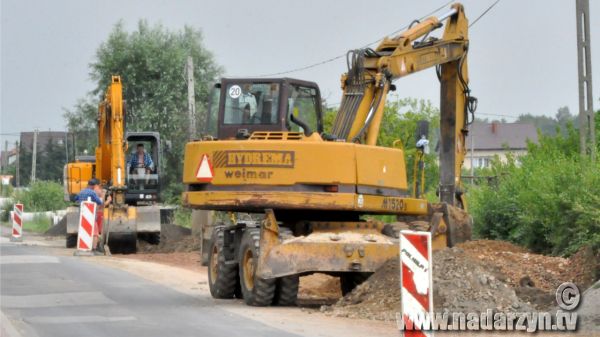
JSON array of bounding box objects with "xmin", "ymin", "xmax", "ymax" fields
[{"xmin": 0, "ymin": 231, "xmax": 397, "ymax": 337}]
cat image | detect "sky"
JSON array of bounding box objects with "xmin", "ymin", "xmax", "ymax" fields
[{"xmin": 1, "ymin": 0, "xmax": 599, "ymax": 147}]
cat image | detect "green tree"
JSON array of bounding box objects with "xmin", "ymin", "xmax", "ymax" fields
[
  {"xmin": 64, "ymin": 21, "xmax": 223, "ymax": 202},
  {"xmin": 36, "ymin": 138, "xmax": 67, "ymax": 182},
  {"xmin": 324, "ymin": 98, "xmax": 441, "ymax": 197},
  {"xmin": 469, "ymin": 123, "xmax": 600, "ymax": 256},
  {"xmin": 14, "ymin": 181, "xmax": 69, "ymax": 212}
]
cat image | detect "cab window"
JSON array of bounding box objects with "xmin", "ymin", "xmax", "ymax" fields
[
  {"xmin": 223, "ymin": 83, "xmax": 279, "ymax": 125},
  {"xmin": 287, "ymin": 85, "xmax": 319, "ymax": 133}
]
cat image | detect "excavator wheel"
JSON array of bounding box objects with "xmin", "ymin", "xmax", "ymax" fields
[
  {"xmin": 108, "ymin": 234, "xmax": 137, "ymax": 254},
  {"xmin": 66, "ymin": 234, "xmax": 77, "ymax": 248},
  {"xmin": 273, "ymin": 276, "xmax": 299, "ymax": 306},
  {"xmin": 238, "ymin": 228, "xmax": 276, "ymax": 306},
  {"xmin": 340, "ymin": 272, "xmax": 372, "ymax": 296},
  {"xmin": 272, "ymin": 227, "xmax": 299, "ymax": 306},
  {"xmin": 208, "ymin": 227, "xmax": 238, "ymax": 299}
]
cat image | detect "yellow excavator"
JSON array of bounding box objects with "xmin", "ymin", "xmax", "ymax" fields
[
  {"xmin": 183, "ymin": 3, "xmax": 474, "ymax": 305},
  {"xmin": 64, "ymin": 76, "xmax": 166, "ymax": 252}
]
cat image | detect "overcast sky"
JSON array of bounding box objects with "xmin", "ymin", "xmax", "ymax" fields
[{"xmin": 1, "ymin": 0, "xmax": 599, "ymax": 146}]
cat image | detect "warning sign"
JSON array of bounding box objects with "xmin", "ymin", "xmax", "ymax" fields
[{"xmin": 196, "ymin": 154, "xmax": 214, "ymax": 182}]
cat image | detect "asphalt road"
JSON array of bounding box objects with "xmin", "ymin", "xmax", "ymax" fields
[{"xmin": 0, "ymin": 240, "xmax": 298, "ymax": 337}]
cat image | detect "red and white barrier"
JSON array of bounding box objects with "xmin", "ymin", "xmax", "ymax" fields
[
  {"xmin": 76, "ymin": 201, "xmax": 96, "ymax": 252},
  {"xmin": 399, "ymin": 230, "xmax": 433, "ymax": 337},
  {"xmin": 11, "ymin": 203, "xmax": 23, "ymax": 242}
]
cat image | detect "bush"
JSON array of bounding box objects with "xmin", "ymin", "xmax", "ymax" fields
[
  {"xmin": 14, "ymin": 181, "xmax": 69, "ymax": 212},
  {"xmin": 469, "ymin": 125, "xmax": 600, "ymax": 256}
]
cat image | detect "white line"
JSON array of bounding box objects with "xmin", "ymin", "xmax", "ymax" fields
[
  {"xmin": 25, "ymin": 315, "xmax": 136, "ymax": 324},
  {"xmin": 1, "ymin": 311, "xmax": 23, "ymax": 337},
  {"xmin": 1, "ymin": 292, "xmax": 115, "ymax": 308},
  {"xmin": 0, "ymin": 255, "xmax": 60, "ymax": 264}
]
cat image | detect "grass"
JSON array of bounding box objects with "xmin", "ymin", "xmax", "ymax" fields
[
  {"xmin": 174, "ymin": 207, "xmax": 192, "ymax": 228},
  {"xmin": 1, "ymin": 214, "xmax": 52, "ymax": 233}
]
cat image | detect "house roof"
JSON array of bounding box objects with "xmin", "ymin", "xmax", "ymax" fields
[{"xmin": 466, "ymin": 122, "xmax": 538, "ymax": 151}]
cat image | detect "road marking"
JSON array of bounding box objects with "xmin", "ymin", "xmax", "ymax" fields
[
  {"xmin": 0, "ymin": 255, "xmax": 60, "ymax": 264},
  {"xmin": 25, "ymin": 315, "xmax": 136, "ymax": 324},
  {"xmin": 1, "ymin": 311, "xmax": 23, "ymax": 337},
  {"xmin": 1, "ymin": 292, "xmax": 115, "ymax": 308}
]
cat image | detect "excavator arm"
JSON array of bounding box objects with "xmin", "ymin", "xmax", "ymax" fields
[
  {"xmin": 331, "ymin": 3, "xmax": 476, "ymax": 206},
  {"xmin": 96, "ymin": 76, "xmax": 127, "ymax": 207}
]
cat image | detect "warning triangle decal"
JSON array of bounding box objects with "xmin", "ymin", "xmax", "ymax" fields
[{"xmin": 196, "ymin": 154, "xmax": 214, "ymax": 182}]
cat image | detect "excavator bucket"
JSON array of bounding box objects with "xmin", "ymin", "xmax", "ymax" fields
[
  {"xmin": 256, "ymin": 210, "xmax": 398, "ymax": 279},
  {"xmin": 432, "ymin": 202, "xmax": 473, "ymax": 247}
]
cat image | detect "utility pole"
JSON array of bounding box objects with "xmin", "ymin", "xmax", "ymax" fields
[
  {"xmin": 2, "ymin": 140, "xmax": 7, "ymax": 174},
  {"xmin": 576, "ymin": 0, "xmax": 595, "ymax": 160},
  {"xmin": 31, "ymin": 128, "xmax": 38, "ymax": 183},
  {"xmin": 186, "ymin": 56, "xmax": 197, "ymax": 141},
  {"xmin": 15, "ymin": 141, "xmax": 20, "ymax": 187}
]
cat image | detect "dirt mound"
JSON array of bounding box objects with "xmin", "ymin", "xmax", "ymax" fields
[
  {"xmin": 323, "ymin": 246, "xmax": 533, "ymax": 321},
  {"xmin": 298, "ymin": 274, "xmax": 341, "ymax": 305},
  {"xmin": 321, "ymin": 240, "xmax": 600, "ymax": 321},
  {"xmin": 137, "ymin": 223, "xmax": 197, "ymax": 253},
  {"xmin": 577, "ymin": 281, "xmax": 600, "ymax": 332},
  {"xmin": 568, "ymin": 245, "xmax": 600, "ymax": 290},
  {"xmin": 44, "ymin": 216, "xmax": 67, "ymax": 236},
  {"xmin": 458, "ymin": 240, "xmax": 571, "ymax": 293}
]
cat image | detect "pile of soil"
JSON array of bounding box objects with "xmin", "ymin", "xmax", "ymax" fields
[
  {"xmin": 577, "ymin": 281, "xmax": 600, "ymax": 332},
  {"xmin": 321, "ymin": 240, "xmax": 599, "ymax": 321},
  {"xmin": 298, "ymin": 274, "xmax": 341, "ymax": 305},
  {"xmin": 323, "ymin": 245, "xmax": 532, "ymax": 321},
  {"xmin": 44, "ymin": 215, "xmax": 67, "ymax": 236},
  {"xmin": 137, "ymin": 223, "xmax": 197, "ymax": 253}
]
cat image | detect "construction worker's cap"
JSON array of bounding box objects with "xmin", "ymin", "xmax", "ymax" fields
[{"xmin": 88, "ymin": 178, "xmax": 100, "ymax": 186}]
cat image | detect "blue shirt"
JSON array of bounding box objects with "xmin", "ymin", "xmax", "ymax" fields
[
  {"xmin": 75, "ymin": 188, "xmax": 103, "ymax": 205},
  {"xmin": 128, "ymin": 151, "xmax": 154, "ymax": 170}
]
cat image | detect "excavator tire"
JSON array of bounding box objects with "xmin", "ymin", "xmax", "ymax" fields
[
  {"xmin": 208, "ymin": 227, "xmax": 238, "ymax": 299},
  {"xmin": 273, "ymin": 276, "xmax": 299, "ymax": 306},
  {"xmin": 272, "ymin": 227, "xmax": 299, "ymax": 306},
  {"xmin": 108, "ymin": 234, "xmax": 137, "ymax": 254},
  {"xmin": 340, "ymin": 272, "xmax": 372, "ymax": 296},
  {"xmin": 66, "ymin": 234, "xmax": 77, "ymax": 248},
  {"xmin": 238, "ymin": 228, "xmax": 275, "ymax": 306}
]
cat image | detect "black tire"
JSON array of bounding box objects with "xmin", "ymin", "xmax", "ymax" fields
[
  {"xmin": 238, "ymin": 228, "xmax": 276, "ymax": 306},
  {"xmin": 208, "ymin": 228, "xmax": 238, "ymax": 299},
  {"xmin": 340, "ymin": 272, "xmax": 372, "ymax": 296},
  {"xmin": 108, "ymin": 234, "xmax": 137, "ymax": 254},
  {"xmin": 273, "ymin": 275, "xmax": 299, "ymax": 306},
  {"xmin": 272, "ymin": 227, "xmax": 298, "ymax": 306},
  {"xmin": 66, "ymin": 234, "xmax": 77, "ymax": 248}
]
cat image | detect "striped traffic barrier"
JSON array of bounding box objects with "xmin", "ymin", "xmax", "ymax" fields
[
  {"xmin": 399, "ymin": 230, "xmax": 433, "ymax": 337},
  {"xmin": 10, "ymin": 203, "xmax": 23, "ymax": 242},
  {"xmin": 74, "ymin": 200, "xmax": 96, "ymax": 256}
]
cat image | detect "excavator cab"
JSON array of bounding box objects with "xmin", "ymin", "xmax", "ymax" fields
[
  {"xmin": 205, "ymin": 78, "xmax": 323, "ymax": 139},
  {"xmin": 125, "ymin": 132, "xmax": 161, "ymax": 204}
]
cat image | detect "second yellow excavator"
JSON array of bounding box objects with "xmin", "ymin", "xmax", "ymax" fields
[
  {"xmin": 183, "ymin": 3, "xmax": 475, "ymax": 306},
  {"xmin": 64, "ymin": 76, "xmax": 168, "ymax": 252}
]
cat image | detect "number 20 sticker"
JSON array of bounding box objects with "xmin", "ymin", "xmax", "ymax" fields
[{"xmin": 229, "ymin": 85, "xmax": 242, "ymax": 99}]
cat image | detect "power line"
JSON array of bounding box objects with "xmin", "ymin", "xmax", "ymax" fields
[
  {"xmin": 254, "ymin": 0, "xmax": 501, "ymax": 78},
  {"xmin": 254, "ymin": 0, "xmax": 454, "ymax": 78},
  {"xmin": 469, "ymin": 0, "xmax": 501, "ymax": 28}
]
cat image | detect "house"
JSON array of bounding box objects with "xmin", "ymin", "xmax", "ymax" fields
[{"xmin": 464, "ymin": 122, "xmax": 538, "ymax": 169}]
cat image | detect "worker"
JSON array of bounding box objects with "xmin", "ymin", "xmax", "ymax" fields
[
  {"xmin": 242, "ymin": 104, "xmax": 252, "ymax": 124},
  {"xmin": 75, "ymin": 178, "xmax": 111, "ymax": 254},
  {"xmin": 128, "ymin": 143, "xmax": 154, "ymax": 174}
]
